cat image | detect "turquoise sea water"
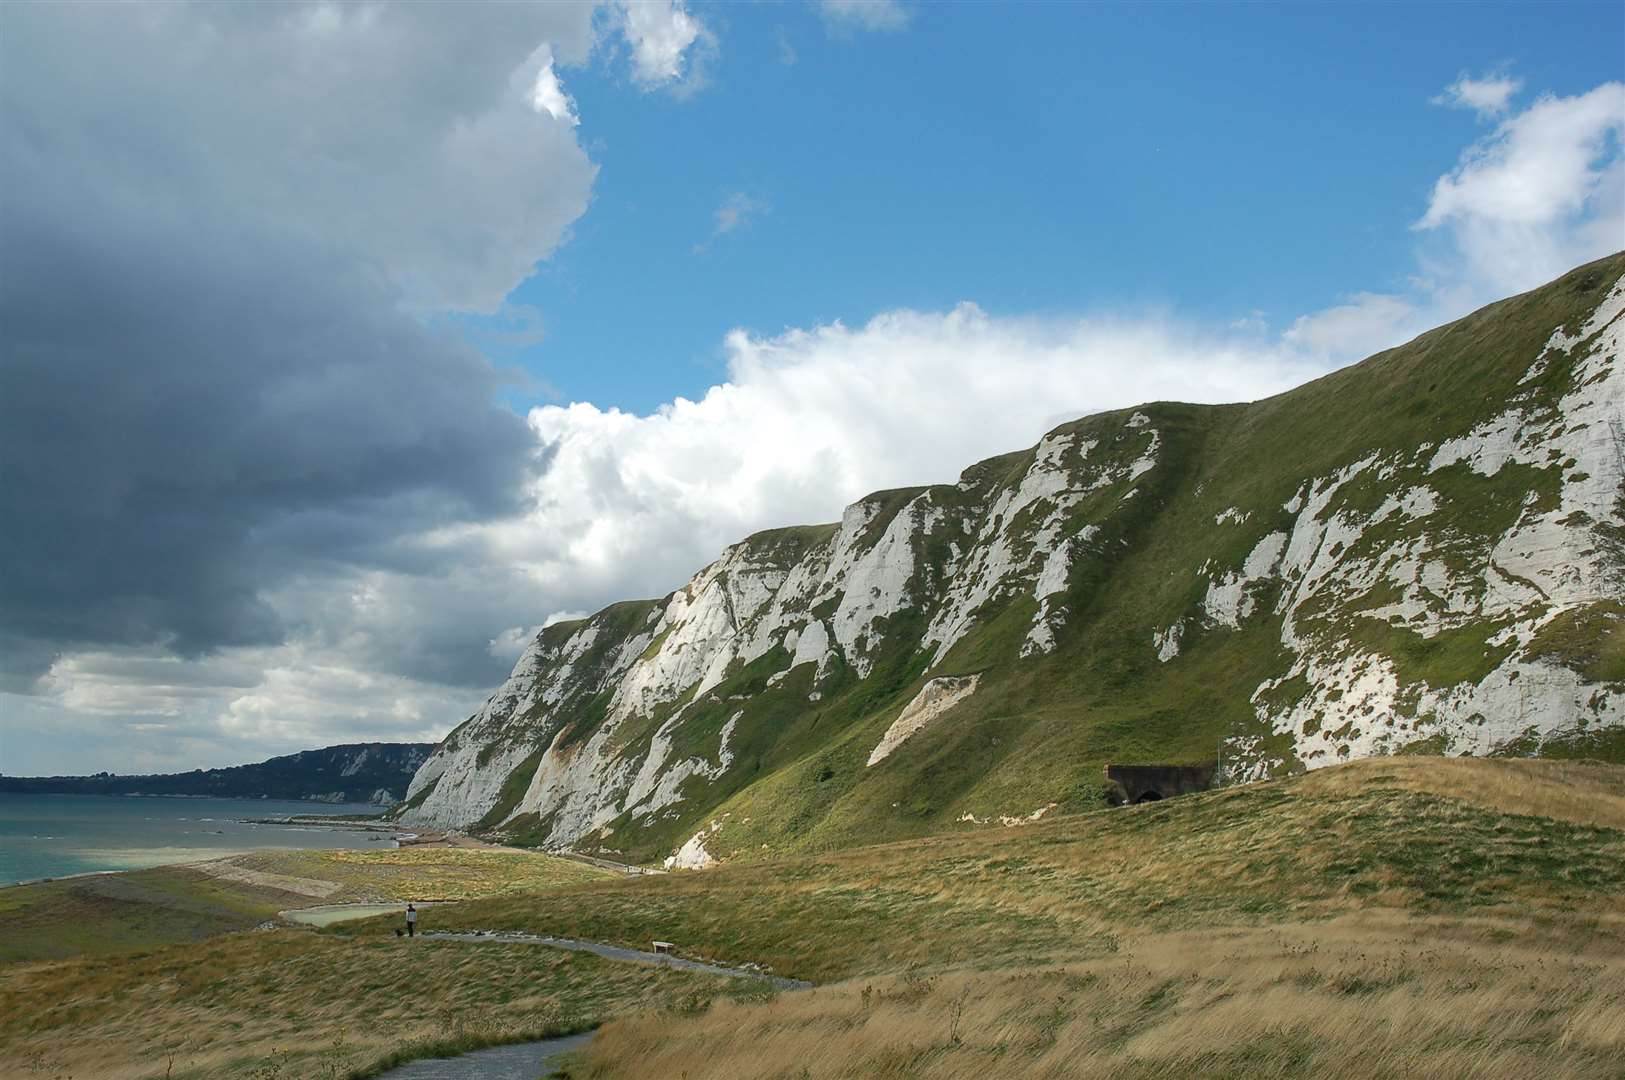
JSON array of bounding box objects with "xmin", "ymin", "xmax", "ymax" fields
[{"xmin": 0, "ymin": 793, "xmax": 389, "ymax": 885}]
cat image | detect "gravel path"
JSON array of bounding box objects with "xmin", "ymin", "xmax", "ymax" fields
[
  {"xmin": 363, "ymin": 928, "xmax": 808, "ymax": 1076},
  {"xmin": 372, "ymin": 1032, "xmax": 592, "ymax": 1080},
  {"xmin": 419, "ymin": 930, "xmax": 811, "ymax": 990}
]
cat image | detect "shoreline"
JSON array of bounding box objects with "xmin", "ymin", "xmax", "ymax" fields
[
  {"xmin": 2, "ymin": 806, "xmax": 397, "ymax": 890},
  {"xmin": 0, "ymin": 790, "xmax": 393, "ymax": 807},
  {"xmin": 3, "ymin": 866, "xmax": 129, "ymax": 889},
  {"xmin": 3, "ymin": 798, "xmax": 640, "ymax": 890},
  {"xmin": 1, "ymin": 827, "xmax": 555, "ymax": 890}
]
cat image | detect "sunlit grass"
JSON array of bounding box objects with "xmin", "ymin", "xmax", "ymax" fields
[
  {"xmin": 0, "ymin": 931, "xmax": 757, "ymax": 1080},
  {"xmin": 226, "ymin": 845, "xmax": 615, "ymax": 901},
  {"xmin": 8, "ymin": 758, "xmax": 1622, "ymax": 1078},
  {"xmin": 349, "ymin": 758, "xmax": 1625, "ymax": 982},
  {"xmin": 572, "ymin": 912, "xmax": 1625, "ymax": 1079},
  {"xmin": 0, "ymin": 847, "xmax": 614, "ymax": 964}
]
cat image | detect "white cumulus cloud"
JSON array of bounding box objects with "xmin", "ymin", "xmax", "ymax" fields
[
  {"xmin": 528, "ymin": 47, "xmax": 580, "ymax": 126},
  {"xmin": 1433, "ymin": 71, "xmax": 1524, "ymax": 118},
  {"xmin": 820, "ymin": 0, "xmax": 913, "ymax": 33},
  {"xmin": 1283, "ymin": 291, "xmax": 1423, "ymax": 359},
  {"xmin": 617, "ymin": 0, "xmax": 714, "ymax": 92},
  {"xmin": 1417, "ymin": 81, "xmax": 1625, "ymax": 296},
  {"xmin": 1289, "ymin": 78, "xmax": 1624, "ymax": 361},
  {"xmin": 715, "ymin": 192, "xmax": 769, "ymax": 235},
  {"xmin": 505, "ymin": 306, "xmax": 1321, "ymax": 615}
]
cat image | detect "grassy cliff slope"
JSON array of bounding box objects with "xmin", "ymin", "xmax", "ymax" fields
[{"xmin": 402, "ymin": 256, "xmax": 1625, "ymax": 870}]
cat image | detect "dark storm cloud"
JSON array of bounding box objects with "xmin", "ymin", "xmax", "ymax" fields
[
  {"xmin": 0, "ymin": 209, "xmax": 531, "ymax": 678},
  {"xmin": 0, "ymin": 1, "xmax": 596, "ymax": 690}
]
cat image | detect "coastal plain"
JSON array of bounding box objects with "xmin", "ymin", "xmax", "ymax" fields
[{"xmin": 3, "ymin": 757, "xmax": 1623, "ymax": 1078}]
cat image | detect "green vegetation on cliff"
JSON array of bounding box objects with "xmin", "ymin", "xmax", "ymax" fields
[{"xmin": 406, "ymin": 256, "xmax": 1624, "ymax": 871}]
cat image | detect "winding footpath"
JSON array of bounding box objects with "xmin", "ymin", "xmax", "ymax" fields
[
  {"xmin": 373, "ymin": 1032, "xmax": 593, "ymax": 1080},
  {"xmin": 368, "ymin": 928, "xmax": 809, "ymax": 1079},
  {"xmin": 417, "ymin": 930, "xmax": 811, "ymax": 991}
]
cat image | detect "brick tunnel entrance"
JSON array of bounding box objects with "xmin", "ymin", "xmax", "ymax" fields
[{"xmin": 1103, "ymin": 763, "xmax": 1215, "ymax": 806}]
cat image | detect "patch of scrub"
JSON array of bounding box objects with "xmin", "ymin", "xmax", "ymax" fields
[{"xmin": 867, "ymin": 675, "xmax": 981, "ymax": 767}]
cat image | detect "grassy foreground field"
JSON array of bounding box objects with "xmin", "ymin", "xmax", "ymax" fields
[
  {"xmin": 218, "ymin": 845, "xmax": 615, "ymax": 903},
  {"xmin": 349, "ymin": 758, "xmax": 1625, "ymax": 981},
  {"xmin": 0, "ymin": 847, "xmax": 715, "ymax": 1079},
  {"xmin": 4, "ymin": 758, "xmax": 1622, "ymax": 1078},
  {"xmin": 0, "ymin": 931, "xmax": 766, "ymax": 1079},
  {"xmin": 0, "ymin": 846, "xmax": 614, "ymax": 964},
  {"xmin": 574, "ymin": 912, "xmax": 1625, "ymax": 1080},
  {"xmin": 366, "ymin": 758, "xmax": 1625, "ymax": 1079}
]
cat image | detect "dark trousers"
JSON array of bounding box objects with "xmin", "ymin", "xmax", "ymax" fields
[{"xmin": 407, "ymin": 922, "xmax": 415, "ymax": 937}]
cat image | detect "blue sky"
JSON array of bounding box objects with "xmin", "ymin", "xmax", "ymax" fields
[
  {"xmin": 2, "ymin": 0, "xmax": 1621, "ymax": 774},
  {"xmin": 503, "ymin": 1, "xmax": 1624, "ymax": 412}
]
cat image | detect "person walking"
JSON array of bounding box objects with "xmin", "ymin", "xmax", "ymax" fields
[{"xmin": 405, "ymin": 903, "xmax": 418, "ymax": 938}]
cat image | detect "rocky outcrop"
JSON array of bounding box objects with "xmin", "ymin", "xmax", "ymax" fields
[{"xmin": 868, "ymin": 676, "xmax": 980, "ymax": 767}]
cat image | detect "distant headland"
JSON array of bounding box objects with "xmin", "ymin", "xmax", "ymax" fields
[{"xmin": 0, "ymin": 742, "xmax": 433, "ymax": 805}]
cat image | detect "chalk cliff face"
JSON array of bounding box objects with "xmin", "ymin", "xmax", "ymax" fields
[{"xmin": 401, "ymin": 256, "xmax": 1625, "ymax": 866}]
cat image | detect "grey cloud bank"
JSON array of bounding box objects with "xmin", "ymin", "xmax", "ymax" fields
[
  {"xmin": 0, "ymin": 0, "xmax": 732, "ymax": 774},
  {"xmin": 0, "ymin": 2, "xmax": 609, "ymax": 768}
]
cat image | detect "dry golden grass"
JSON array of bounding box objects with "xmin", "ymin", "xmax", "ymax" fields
[
  {"xmin": 572, "ymin": 911, "xmax": 1625, "ymax": 1079},
  {"xmin": 225, "ymin": 845, "xmax": 616, "ymax": 902},
  {"xmin": 0, "ymin": 846, "xmax": 616, "ymax": 966},
  {"xmin": 373, "ymin": 758, "xmax": 1625, "ymax": 982},
  {"xmin": 11, "ymin": 758, "xmax": 1623, "ymax": 1078},
  {"xmin": 1290, "ymin": 756, "xmax": 1625, "ymax": 830},
  {"xmin": 0, "ymin": 930, "xmax": 759, "ymax": 1080}
]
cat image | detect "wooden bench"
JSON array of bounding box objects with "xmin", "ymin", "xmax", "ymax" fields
[{"xmin": 652, "ymin": 941, "xmax": 674, "ymax": 955}]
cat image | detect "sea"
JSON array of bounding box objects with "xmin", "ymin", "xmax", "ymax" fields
[{"xmin": 0, "ymin": 792, "xmax": 391, "ymax": 886}]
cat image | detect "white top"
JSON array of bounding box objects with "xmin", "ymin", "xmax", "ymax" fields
[{"xmin": 406, "ymin": 909, "xmax": 418, "ymax": 922}]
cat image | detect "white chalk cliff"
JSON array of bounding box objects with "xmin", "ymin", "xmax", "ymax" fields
[{"xmin": 400, "ymin": 257, "xmax": 1625, "ymax": 866}]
